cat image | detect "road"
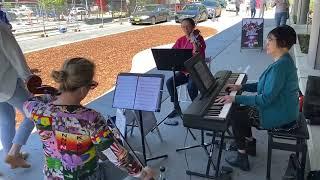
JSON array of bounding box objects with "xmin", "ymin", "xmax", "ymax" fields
[
  {"xmin": 18, "ymin": 10, "xmax": 244, "ymax": 53},
  {"xmin": 18, "ymin": 21, "xmax": 146, "ymax": 53}
]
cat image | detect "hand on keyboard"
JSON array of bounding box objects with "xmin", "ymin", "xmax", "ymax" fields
[
  {"xmin": 225, "ymin": 84, "xmax": 242, "ymax": 92},
  {"xmin": 215, "ymin": 95, "xmax": 235, "ymax": 104}
]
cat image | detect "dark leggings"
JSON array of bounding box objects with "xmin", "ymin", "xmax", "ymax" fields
[
  {"xmin": 251, "ymin": 8, "xmax": 256, "ymax": 18},
  {"xmin": 230, "ymin": 106, "xmax": 259, "ymax": 150},
  {"xmin": 166, "ymin": 72, "xmax": 198, "ymax": 105},
  {"xmin": 231, "ymin": 106, "xmax": 299, "ymax": 150}
]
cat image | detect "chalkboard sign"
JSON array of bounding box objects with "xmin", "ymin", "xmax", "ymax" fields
[{"xmin": 241, "ymin": 18, "xmax": 264, "ymax": 50}]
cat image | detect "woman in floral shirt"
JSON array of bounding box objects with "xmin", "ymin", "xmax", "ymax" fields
[{"xmin": 17, "ymin": 57, "xmax": 154, "ymax": 180}]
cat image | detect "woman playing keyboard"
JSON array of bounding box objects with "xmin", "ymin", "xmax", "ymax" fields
[{"xmin": 216, "ymin": 25, "xmax": 299, "ymax": 171}]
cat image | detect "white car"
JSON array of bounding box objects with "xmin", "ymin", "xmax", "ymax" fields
[
  {"xmin": 70, "ymin": 7, "xmax": 88, "ymax": 15},
  {"xmin": 226, "ymin": 1, "xmax": 237, "ymax": 11}
]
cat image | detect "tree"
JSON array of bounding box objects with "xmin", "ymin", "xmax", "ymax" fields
[
  {"xmin": 38, "ymin": 0, "xmax": 65, "ymax": 20},
  {"xmin": 38, "ymin": 0, "xmax": 65, "ymax": 13}
]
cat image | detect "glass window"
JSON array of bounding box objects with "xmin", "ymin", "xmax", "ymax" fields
[
  {"xmin": 183, "ymin": 5, "xmax": 199, "ymax": 11},
  {"xmin": 203, "ymin": 1, "xmax": 218, "ymax": 7}
]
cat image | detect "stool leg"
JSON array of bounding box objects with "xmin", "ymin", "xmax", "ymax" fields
[
  {"xmin": 266, "ymin": 134, "xmax": 272, "ymax": 179},
  {"xmin": 299, "ymin": 141, "xmax": 307, "ymax": 180},
  {"xmin": 296, "ymin": 138, "xmax": 300, "ymax": 158}
]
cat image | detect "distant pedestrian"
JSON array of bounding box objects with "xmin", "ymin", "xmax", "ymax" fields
[
  {"xmin": 272, "ymin": 0, "xmax": 290, "ymax": 26},
  {"xmin": 236, "ymin": 0, "xmax": 241, "ymax": 16},
  {"xmin": 259, "ymin": 0, "xmax": 267, "ymax": 18},
  {"xmin": 250, "ymin": 0, "xmax": 256, "ymax": 18},
  {"xmin": 245, "ymin": 0, "xmax": 251, "ymax": 16},
  {"xmin": 0, "ymin": 3, "xmax": 12, "ymax": 29}
]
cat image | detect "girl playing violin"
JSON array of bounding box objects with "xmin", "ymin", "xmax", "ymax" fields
[
  {"xmin": 165, "ymin": 18, "xmax": 207, "ymax": 125},
  {"xmin": 8, "ymin": 57, "xmax": 155, "ymax": 180}
]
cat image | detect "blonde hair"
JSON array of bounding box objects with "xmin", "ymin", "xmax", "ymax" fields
[{"xmin": 51, "ymin": 57, "xmax": 95, "ymax": 92}]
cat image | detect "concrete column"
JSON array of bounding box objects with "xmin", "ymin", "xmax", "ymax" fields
[
  {"xmin": 297, "ymin": 0, "xmax": 310, "ymax": 24},
  {"xmin": 292, "ymin": 0, "xmax": 299, "ymax": 18},
  {"xmin": 297, "ymin": 0, "xmax": 302, "ymax": 23},
  {"xmin": 307, "ymin": 0, "xmax": 320, "ymax": 69}
]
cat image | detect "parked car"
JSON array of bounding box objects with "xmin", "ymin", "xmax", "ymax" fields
[
  {"xmin": 175, "ymin": 4, "xmax": 208, "ymax": 23},
  {"xmin": 129, "ymin": 4, "xmax": 170, "ymax": 25},
  {"xmin": 112, "ymin": 11, "xmax": 127, "ymax": 18},
  {"xmin": 226, "ymin": 0, "xmax": 237, "ymax": 11},
  {"xmin": 70, "ymin": 7, "xmax": 88, "ymax": 15},
  {"xmin": 202, "ymin": 0, "xmax": 222, "ymax": 18},
  {"xmin": 218, "ymin": 0, "xmax": 227, "ymax": 8}
]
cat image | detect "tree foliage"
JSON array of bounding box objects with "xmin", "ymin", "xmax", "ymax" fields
[{"xmin": 38, "ymin": 0, "xmax": 65, "ymax": 9}]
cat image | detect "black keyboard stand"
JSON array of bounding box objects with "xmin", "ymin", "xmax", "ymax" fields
[
  {"xmin": 176, "ymin": 130, "xmax": 212, "ymax": 152},
  {"xmin": 177, "ymin": 130, "xmax": 233, "ymax": 179},
  {"xmin": 206, "ymin": 129, "xmax": 234, "ymax": 139}
]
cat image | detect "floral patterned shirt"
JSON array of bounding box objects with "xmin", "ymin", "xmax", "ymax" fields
[{"xmin": 23, "ymin": 95, "xmax": 142, "ymax": 180}]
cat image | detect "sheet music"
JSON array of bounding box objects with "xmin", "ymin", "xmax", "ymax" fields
[
  {"xmin": 113, "ymin": 76, "xmax": 138, "ymax": 109},
  {"xmin": 134, "ymin": 77, "xmax": 162, "ymax": 111},
  {"xmin": 115, "ymin": 109, "xmax": 127, "ymax": 138}
]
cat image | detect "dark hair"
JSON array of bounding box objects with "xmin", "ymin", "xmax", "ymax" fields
[
  {"xmin": 51, "ymin": 57, "xmax": 95, "ymax": 92},
  {"xmin": 267, "ymin": 25, "xmax": 296, "ymax": 49},
  {"xmin": 181, "ymin": 18, "xmax": 196, "ymax": 27}
]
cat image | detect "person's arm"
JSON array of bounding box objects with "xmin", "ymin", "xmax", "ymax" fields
[
  {"xmin": 197, "ymin": 35, "xmax": 206, "ymax": 58},
  {"xmin": 0, "ymin": 30, "xmax": 31, "ymax": 80},
  {"xmin": 89, "ymin": 114, "xmax": 143, "ymax": 177},
  {"xmin": 241, "ymin": 83, "xmax": 258, "ymax": 92},
  {"xmin": 271, "ymin": 0, "xmax": 277, "ymax": 7},
  {"xmin": 235, "ymin": 65, "xmax": 286, "ymax": 107},
  {"xmin": 23, "ymin": 95, "xmax": 53, "ymax": 119}
]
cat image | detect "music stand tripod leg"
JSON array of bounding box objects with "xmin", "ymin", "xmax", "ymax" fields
[
  {"xmin": 138, "ymin": 111, "xmax": 168, "ymax": 165},
  {"xmin": 176, "ymin": 130, "xmax": 211, "ymax": 152}
]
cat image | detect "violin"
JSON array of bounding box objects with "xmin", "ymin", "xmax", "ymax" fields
[
  {"xmin": 26, "ymin": 75, "xmax": 59, "ymax": 95},
  {"xmin": 190, "ymin": 29, "xmax": 201, "ymax": 47}
]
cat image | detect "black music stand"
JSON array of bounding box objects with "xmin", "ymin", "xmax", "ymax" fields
[
  {"xmin": 151, "ymin": 49, "xmax": 195, "ymax": 138},
  {"xmin": 112, "ymin": 73, "xmax": 168, "ymax": 165}
]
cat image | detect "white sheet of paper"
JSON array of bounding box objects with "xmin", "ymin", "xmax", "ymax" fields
[
  {"xmin": 115, "ymin": 109, "xmax": 127, "ymax": 138},
  {"xmin": 113, "ymin": 76, "xmax": 138, "ymax": 109},
  {"xmin": 134, "ymin": 76, "xmax": 162, "ymax": 111}
]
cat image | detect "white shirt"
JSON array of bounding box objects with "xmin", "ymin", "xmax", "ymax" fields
[{"xmin": 0, "ymin": 22, "xmax": 31, "ymax": 102}]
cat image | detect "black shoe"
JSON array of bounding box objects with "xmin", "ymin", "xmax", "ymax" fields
[
  {"xmin": 228, "ymin": 139, "xmax": 256, "ymax": 156},
  {"xmin": 225, "ymin": 152, "xmax": 250, "ymax": 171},
  {"xmin": 246, "ymin": 138, "xmax": 256, "ymax": 156},
  {"xmin": 167, "ymin": 109, "xmax": 179, "ymax": 118},
  {"xmin": 164, "ymin": 119, "xmax": 179, "ymax": 126}
]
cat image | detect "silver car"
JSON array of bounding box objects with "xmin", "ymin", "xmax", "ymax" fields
[{"xmin": 202, "ymin": 0, "xmax": 222, "ymax": 18}]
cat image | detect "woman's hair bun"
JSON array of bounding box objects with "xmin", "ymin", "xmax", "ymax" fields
[{"xmin": 51, "ymin": 70, "xmax": 67, "ymax": 83}]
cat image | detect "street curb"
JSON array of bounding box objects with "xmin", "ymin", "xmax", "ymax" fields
[{"xmin": 13, "ymin": 18, "xmax": 129, "ymax": 37}]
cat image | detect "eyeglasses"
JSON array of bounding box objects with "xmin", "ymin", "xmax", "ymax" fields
[
  {"xmin": 88, "ymin": 81, "xmax": 98, "ymax": 90},
  {"xmin": 267, "ymin": 37, "xmax": 277, "ymax": 42}
]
